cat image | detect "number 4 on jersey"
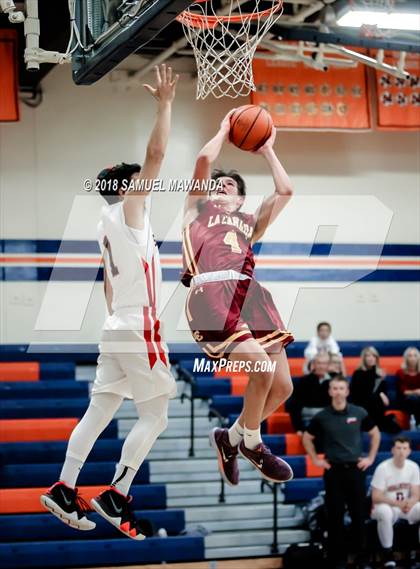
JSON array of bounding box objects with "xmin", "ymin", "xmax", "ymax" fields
[{"xmin": 223, "ymin": 230, "xmax": 242, "ymax": 254}]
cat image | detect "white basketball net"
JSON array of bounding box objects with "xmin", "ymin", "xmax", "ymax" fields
[
  {"xmin": 358, "ymin": 0, "xmax": 396, "ymax": 38},
  {"xmin": 360, "ymin": 0, "xmax": 394, "ymax": 10},
  {"xmin": 177, "ymin": 1, "xmax": 284, "ymax": 99}
]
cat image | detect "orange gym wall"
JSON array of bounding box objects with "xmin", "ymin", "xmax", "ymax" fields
[{"xmin": 0, "ymin": 29, "xmax": 19, "ymax": 122}]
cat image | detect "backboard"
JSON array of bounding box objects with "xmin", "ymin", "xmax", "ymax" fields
[{"xmin": 72, "ymin": 0, "xmax": 194, "ymax": 85}]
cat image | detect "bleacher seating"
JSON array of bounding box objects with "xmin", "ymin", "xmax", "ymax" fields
[
  {"xmin": 0, "ymin": 358, "xmax": 205, "ymax": 568},
  {"xmin": 283, "ymin": 451, "xmax": 420, "ymax": 503},
  {"xmin": 201, "ymin": 359, "xmax": 412, "ymax": 436},
  {"xmin": 0, "ymin": 347, "xmax": 418, "ymax": 567},
  {"xmin": 0, "ymin": 536, "xmax": 205, "ymax": 569},
  {"xmin": 0, "ymin": 362, "xmax": 76, "ymax": 381}
]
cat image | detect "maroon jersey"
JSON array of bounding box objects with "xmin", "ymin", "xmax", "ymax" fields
[{"xmin": 182, "ymin": 200, "xmax": 256, "ymax": 287}]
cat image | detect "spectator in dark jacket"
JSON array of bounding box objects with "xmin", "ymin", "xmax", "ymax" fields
[
  {"xmin": 289, "ymin": 352, "xmax": 331, "ymax": 435},
  {"xmin": 351, "ymin": 347, "xmax": 400, "ymax": 434},
  {"xmin": 396, "ymin": 346, "xmax": 420, "ymax": 427}
]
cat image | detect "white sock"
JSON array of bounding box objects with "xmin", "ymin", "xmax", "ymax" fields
[
  {"xmin": 59, "ymin": 456, "xmax": 84, "ymax": 488},
  {"xmin": 244, "ymin": 426, "xmax": 263, "ymax": 450},
  {"xmin": 228, "ymin": 419, "xmax": 244, "ymax": 446},
  {"xmin": 111, "ymin": 463, "xmax": 137, "ymax": 496}
]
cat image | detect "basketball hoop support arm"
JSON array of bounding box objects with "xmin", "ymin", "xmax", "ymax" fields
[
  {"xmin": 0, "ymin": 0, "xmax": 24, "ymax": 22},
  {"xmin": 24, "ymin": 0, "xmax": 71, "ymax": 71},
  {"xmin": 327, "ymin": 44, "xmax": 410, "ymax": 79}
]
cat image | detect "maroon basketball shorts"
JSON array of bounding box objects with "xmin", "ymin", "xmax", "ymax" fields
[{"xmin": 186, "ymin": 278, "xmax": 294, "ymax": 360}]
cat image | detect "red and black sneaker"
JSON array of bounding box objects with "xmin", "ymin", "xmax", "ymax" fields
[
  {"xmin": 40, "ymin": 481, "xmax": 96, "ymax": 531},
  {"xmin": 209, "ymin": 427, "xmax": 240, "ymax": 486},
  {"xmin": 238, "ymin": 440, "xmax": 294, "ymax": 483},
  {"xmin": 91, "ymin": 487, "xmax": 149, "ymax": 540}
]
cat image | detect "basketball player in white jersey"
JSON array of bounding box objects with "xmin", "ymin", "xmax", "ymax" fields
[
  {"xmin": 41, "ymin": 64, "xmax": 178, "ymax": 540},
  {"xmin": 370, "ymin": 436, "xmax": 420, "ymax": 567}
]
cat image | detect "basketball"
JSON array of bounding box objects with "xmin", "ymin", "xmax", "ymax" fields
[
  {"xmin": 3, "ymin": 0, "xmax": 420, "ymax": 568},
  {"xmin": 229, "ymin": 105, "xmax": 273, "ymax": 152}
]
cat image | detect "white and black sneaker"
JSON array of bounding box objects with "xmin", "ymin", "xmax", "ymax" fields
[
  {"xmin": 40, "ymin": 481, "xmax": 96, "ymax": 531},
  {"xmin": 383, "ymin": 548, "xmax": 396, "ymax": 568},
  {"xmin": 91, "ymin": 486, "xmax": 151, "ymax": 540}
]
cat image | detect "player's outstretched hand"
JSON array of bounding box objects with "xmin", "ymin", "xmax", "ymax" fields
[
  {"xmin": 253, "ymin": 125, "xmax": 277, "ymax": 155},
  {"xmin": 220, "ymin": 109, "xmax": 236, "ymax": 141},
  {"xmin": 143, "ymin": 64, "xmax": 179, "ymax": 103}
]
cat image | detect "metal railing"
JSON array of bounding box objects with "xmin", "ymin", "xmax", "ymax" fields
[
  {"xmin": 176, "ymin": 361, "xmax": 281, "ymax": 553},
  {"xmin": 176, "ymin": 364, "xmax": 197, "ymax": 457},
  {"xmin": 262, "ymin": 480, "xmax": 280, "ymax": 554}
]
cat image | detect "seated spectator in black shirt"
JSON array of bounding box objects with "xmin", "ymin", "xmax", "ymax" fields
[
  {"xmin": 351, "ymin": 346, "xmax": 400, "ymax": 434},
  {"xmin": 289, "ymin": 352, "xmax": 331, "ymax": 435}
]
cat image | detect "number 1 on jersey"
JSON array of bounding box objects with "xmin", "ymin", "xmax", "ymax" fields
[
  {"xmin": 103, "ymin": 236, "xmax": 119, "ymax": 276},
  {"xmin": 223, "ymin": 230, "xmax": 242, "ymax": 254}
]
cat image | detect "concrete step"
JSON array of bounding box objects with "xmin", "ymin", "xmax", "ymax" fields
[
  {"xmin": 147, "ymin": 448, "xmax": 216, "ymax": 460},
  {"xmin": 167, "ymin": 493, "xmax": 277, "ymax": 507},
  {"xmin": 115, "ymin": 398, "xmax": 208, "ymax": 419},
  {"xmin": 147, "ymin": 434, "xmax": 216, "ymax": 459},
  {"xmin": 151, "ymin": 468, "xmax": 267, "ymax": 484},
  {"xmin": 150, "ymin": 456, "xmax": 263, "ymax": 483},
  {"xmin": 146, "ymin": 436, "xmax": 211, "ymax": 452},
  {"xmin": 205, "ymin": 545, "xmax": 288, "ymax": 559},
  {"xmin": 205, "ymin": 529, "xmax": 310, "ymax": 549},
  {"xmin": 185, "ymin": 504, "xmax": 298, "ymax": 523},
  {"xmin": 150, "ymin": 457, "xmax": 255, "ymax": 475},
  {"xmin": 186, "ymin": 514, "xmax": 304, "ymax": 532},
  {"xmin": 166, "ymin": 479, "xmax": 275, "ymax": 499},
  {"xmin": 118, "ymin": 416, "xmax": 218, "ymax": 438}
]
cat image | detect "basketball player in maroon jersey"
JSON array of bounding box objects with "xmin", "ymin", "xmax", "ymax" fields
[{"xmin": 182, "ymin": 111, "xmax": 294, "ymax": 485}]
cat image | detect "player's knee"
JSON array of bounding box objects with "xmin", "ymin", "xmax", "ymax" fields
[
  {"xmin": 270, "ymin": 376, "xmax": 293, "ymax": 402},
  {"xmin": 409, "ymin": 501, "xmax": 420, "ymax": 522},
  {"xmin": 281, "ymin": 377, "xmax": 293, "ymax": 399},
  {"xmin": 146, "ymin": 411, "xmax": 168, "ymax": 436},
  {"xmin": 249, "ymin": 365, "xmax": 274, "ymax": 389},
  {"xmin": 374, "ymin": 503, "xmax": 393, "ymax": 522}
]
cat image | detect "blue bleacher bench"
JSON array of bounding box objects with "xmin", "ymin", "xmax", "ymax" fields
[
  {"xmin": 0, "ymin": 510, "xmax": 186, "ymax": 541},
  {"xmin": 0, "ymin": 461, "xmax": 149, "ymax": 488},
  {"xmin": 283, "ymin": 477, "xmax": 327, "ymax": 503},
  {"xmin": 0, "ymin": 535, "xmax": 205, "ymax": 568},
  {"xmin": 118, "ymin": 484, "xmax": 166, "ymax": 510},
  {"xmin": 0, "ymin": 399, "xmax": 90, "ymax": 419},
  {"xmin": 194, "ymin": 378, "xmax": 231, "ymax": 399},
  {"xmin": 40, "ymin": 362, "xmax": 76, "ymax": 380},
  {"xmin": 210, "ymin": 395, "xmax": 244, "ymax": 417},
  {"xmin": 0, "ymin": 381, "xmax": 88, "ymax": 399},
  {"xmin": 0, "ymin": 439, "xmax": 123, "ymax": 464},
  {"xmin": 363, "ymin": 430, "xmax": 420, "ymax": 453}
]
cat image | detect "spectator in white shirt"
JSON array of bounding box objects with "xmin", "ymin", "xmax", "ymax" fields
[
  {"xmin": 304, "ymin": 322, "xmax": 342, "ymax": 372},
  {"xmin": 370, "ymin": 436, "xmax": 420, "ymax": 568}
]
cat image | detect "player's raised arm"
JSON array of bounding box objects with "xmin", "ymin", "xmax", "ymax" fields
[
  {"xmin": 251, "ymin": 127, "xmax": 293, "ymax": 244},
  {"xmin": 123, "ymin": 64, "xmax": 178, "ymax": 229},
  {"xmin": 184, "ymin": 110, "xmax": 233, "ymax": 219}
]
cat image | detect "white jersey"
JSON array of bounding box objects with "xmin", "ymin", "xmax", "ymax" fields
[
  {"xmin": 371, "ymin": 458, "xmax": 420, "ymax": 503},
  {"xmin": 92, "ymin": 200, "xmax": 176, "ymax": 402},
  {"xmin": 98, "ymin": 200, "xmax": 161, "ymax": 319},
  {"xmin": 97, "ymin": 200, "xmax": 169, "ymax": 368}
]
